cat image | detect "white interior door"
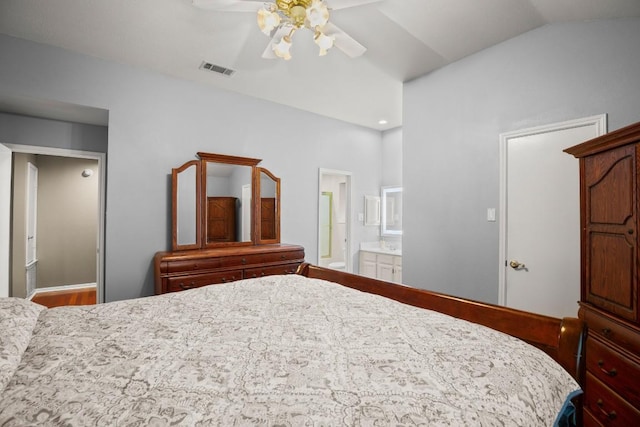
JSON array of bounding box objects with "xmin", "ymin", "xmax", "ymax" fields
[
  {"xmin": 25, "ymin": 162, "xmax": 38, "ymax": 297},
  {"xmin": 499, "ymin": 115, "xmax": 606, "ymax": 318},
  {"xmin": 0, "ymin": 144, "xmax": 11, "ymax": 297}
]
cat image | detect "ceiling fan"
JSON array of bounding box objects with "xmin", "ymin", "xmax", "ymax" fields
[{"xmin": 192, "ymin": 0, "xmax": 383, "ymax": 60}]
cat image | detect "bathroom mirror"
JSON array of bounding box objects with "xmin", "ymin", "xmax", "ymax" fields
[
  {"xmin": 171, "ymin": 152, "xmax": 281, "ymax": 251},
  {"xmin": 258, "ymin": 167, "xmax": 280, "ymax": 243},
  {"xmin": 381, "ymin": 186, "xmax": 403, "ymax": 236},
  {"xmin": 172, "ymin": 160, "xmax": 201, "ymax": 250},
  {"xmin": 364, "ymin": 195, "xmax": 380, "ymax": 226}
]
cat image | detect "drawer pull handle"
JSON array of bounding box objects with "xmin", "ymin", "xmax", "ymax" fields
[
  {"xmin": 597, "ymin": 360, "xmax": 617, "ymax": 377},
  {"xmin": 241, "ymin": 258, "xmax": 247, "ymax": 265},
  {"xmin": 179, "ymin": 281, "xmax": 196, "ymax": 290},
  {"xmin": 601, "ymin": 327, "xmax": 612, "ymax": 336},
  {"xmin": 222, "ymin": 278, "xmax": 227, "ymax": 283},
  {"xmin": 596, "ymin": 399, "xmax": 617, "ymax": 420},
  {"xmin": 281, "ymin": 255, "xmax": 287, "ymax": 259}
]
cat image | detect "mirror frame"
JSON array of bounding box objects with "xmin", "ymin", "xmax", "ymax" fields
[
  {"xmin": 381, "ymin": 186, "xmax": 403, "ymax": 236},
  {"xmin": 172, "ymin": 160, "xmax": 202, "ymax": 251},
  {"xmin": 257, "ymin": 167, "xmax": 281, "ymax": 244},
  {"xmin": 171, "ymin": 152, "xmax": 282, "ymax": 251},
  {"xmin": 198, "ymin": 152, "xmax": 262, "ymax": 248}
]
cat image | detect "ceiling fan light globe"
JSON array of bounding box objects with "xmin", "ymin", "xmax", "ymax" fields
[
  {"xmin": 314, "ymin": 31, "xmax": 334, "ymax": 51},
  {"xmin": 257, "ymin": 8, "xmax": 281, "ymax": 35},
  {"xmin": 306, "ymin": 0, "xmax": 329, "ymax": 28},
  {"xmin": 273, "ymin": 36, "xmax": 293, "ymax": 60}
]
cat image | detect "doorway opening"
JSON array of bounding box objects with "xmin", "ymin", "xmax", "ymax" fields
[
  {"xmin": 318, "ymin": 169, "xmax": 352, "ymax": 272},
  {"xmin": 1, "ymin": 144, "xmax": 106, "ymax": 303}
]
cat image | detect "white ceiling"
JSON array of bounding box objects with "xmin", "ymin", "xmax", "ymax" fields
[{"xmin": 1, "ymin": 0, "xmax": 639, "ymax": 130}]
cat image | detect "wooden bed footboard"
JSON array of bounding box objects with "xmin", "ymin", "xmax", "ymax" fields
[{"xmin": 296, "ymin": 263, "xmax": 586, "ymax": 382}]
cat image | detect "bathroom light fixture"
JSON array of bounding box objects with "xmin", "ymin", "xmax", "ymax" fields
[
  {"xmin": 258, "ymin": 0, "xmax": 334, "ymax": 60},
  {"xmin": 378, "ymin": 119, "xmax": 388, "ymax": 125}
]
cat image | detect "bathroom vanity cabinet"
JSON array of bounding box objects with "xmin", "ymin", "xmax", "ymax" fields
[{"xmin": 359, "ymin": 250, "xmax": 402, "ymax": 284}]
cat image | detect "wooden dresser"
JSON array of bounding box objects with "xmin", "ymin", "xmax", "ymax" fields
[
  {"xmin": 154, "ymin": 244, "xmax": 305, "ymax": 294},
  {"xmin": 565, "ymin": 121, "xmax": 640, "ymax": 426}
]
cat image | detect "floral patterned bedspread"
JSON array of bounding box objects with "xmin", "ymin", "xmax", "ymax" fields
[{"xmin": 0, "ymin": 275, "xmax": 580, "ymax": 426}]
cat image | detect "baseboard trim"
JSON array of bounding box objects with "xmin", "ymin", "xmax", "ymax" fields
[{"xmin": 28, "ymin": 283, "xmax": 97, "ymax": 300}]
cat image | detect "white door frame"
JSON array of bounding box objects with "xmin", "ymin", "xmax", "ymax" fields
[
  {"xmin": 0, "ymin": 144, "xmax": 11, "ymax": 297},
  {"xmin": 498, "ymin": 114, "xmax": 607, "ymax": 307},
  {"xmin": 3, "ymin": 144, "xmax": 106, "ymax": 303},
  {"xmin": 318, "ymin": 168, "xmax": 353, "ymax": 272}
]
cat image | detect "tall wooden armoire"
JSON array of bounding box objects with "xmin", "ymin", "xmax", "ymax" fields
[{"xmin": 565, "ymin": 121, "xmax": 640, "ymax": 426}]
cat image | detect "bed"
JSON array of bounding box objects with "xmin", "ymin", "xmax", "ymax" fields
[{"xmin": 1, "ymin": 264, "xmax": 584, "ymax": 426}]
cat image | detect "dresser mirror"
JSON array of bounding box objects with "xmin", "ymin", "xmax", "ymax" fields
[
  {"xmin": 381, "ymin": 186, "xmax": 403, "ymax": 236},
  {"xmin": 258, "ymin": 167, "xmax": 280, "ymax": 244},
  {"xmin": 171, "ymin": 152, "xmax": 281, "ymax": 251},
  {"xmin": 172, "ymin": 160, "xmax": 201, "ymax": 250},
  {"xmin": 204, "ymin": 161, "xmax": 254, "ymax": 246}
]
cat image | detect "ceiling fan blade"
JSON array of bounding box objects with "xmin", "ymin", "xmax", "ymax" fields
[
  {"xmin": 192, "ymin": 0, "xmax": 264, "ymax": 12},
  {"xmin": 325, "ymin": 0, "xmax": 383, "ymax": 10},
  {"xmin": 323, "ymin": 22, "xmax": 367, "ymax": 58}
]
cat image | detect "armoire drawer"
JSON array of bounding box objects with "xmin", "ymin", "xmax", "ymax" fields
[
  {"xmin": 586, "ymin": 337, "xmax": 640, "ymax": 408},
  {"xmin": 166, "ymin": 270, "xmax": 243, "ymax": 292},
  {"xmin": 584, "ymin": 372, "xmax": 640, "ymax": 426},
  {"xmin": 583, "ymin": 307, "xmax": 640, "ymax": 356}
]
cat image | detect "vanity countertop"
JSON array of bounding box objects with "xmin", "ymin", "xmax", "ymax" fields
[{"xmin": 359, "ymin": 242, "xmax": 402, "ymax": 256}]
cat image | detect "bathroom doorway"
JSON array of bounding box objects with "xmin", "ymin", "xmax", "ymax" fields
[
  {"xmin": 2, "ymin": 144, "xmax": 105, "ymax": 303},
  {"xmin": 317, "ymin": 169, "xmax": 352, "ymax": 272}
]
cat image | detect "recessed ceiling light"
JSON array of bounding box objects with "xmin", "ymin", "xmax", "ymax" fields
[{"xmin": 378, "ymin": 119, "xmax": 388, "ymax": 125}]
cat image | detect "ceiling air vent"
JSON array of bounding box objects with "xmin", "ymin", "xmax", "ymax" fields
[{"xmin": 199, "ymin": 61, "xmax": 236, "ymax": 77}]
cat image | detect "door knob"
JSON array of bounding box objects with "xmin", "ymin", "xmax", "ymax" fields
[{"xmin": 509, "ymin": 260, "xmax": 526, "ymax": 270}]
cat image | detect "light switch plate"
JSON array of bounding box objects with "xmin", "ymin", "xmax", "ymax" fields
[{"xmin": 487, "ymin": 208, "xmax": 496, "ymax": 222}]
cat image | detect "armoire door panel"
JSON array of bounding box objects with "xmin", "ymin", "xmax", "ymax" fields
[
  {"xmin": 585, "ymin": 148, "xmax": 634, "ymax": 226},
  {"xmin": 588, "ymin": 233, "xmax": 635, "ymax": 320}
]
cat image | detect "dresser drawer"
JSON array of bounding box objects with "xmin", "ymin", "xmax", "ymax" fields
[
  {"xmin": 586, "ymin": 337, "xmax": 640, "ymax": 408},
  {"xmin": 163, "ymin": 257, "xmax": 222, "ymax": 273},
  {"xmin": 244, "ymin": 262, "xmax": 301, "ymax": 279},
  {"xmin": 584, "ymin": 372, "xmax": 640, "ymax": 426},
  {"xmin": 583, "ymin": 307, "xmax": 640, "ymax": 356},
  {"xmin": 166, "ymin": 270, "xmax": 243, "ymax": 292},
  {"xmin": 259, "ymin": 249, "xmax": 305, "ymax": 264}
]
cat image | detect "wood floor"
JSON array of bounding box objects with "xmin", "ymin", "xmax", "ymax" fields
[{"xmin": 31, "ymin": 288, "xmax": 96, "ymax": 308}]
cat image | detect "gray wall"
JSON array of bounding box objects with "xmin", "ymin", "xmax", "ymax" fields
[
  {"xmin": 0, "ymin": 113, "xmax": 108, "ymax": 153},
  {"xmin": 403, "ymin": 18, "xmax": 640, "ymax": 303},
  {"xmin": 0, "ymin": 34, "xmax": 383, "ymax": 302},
  {"xmin": 381, "ymin": 127, "xmax": 402, "ymax": 187}
]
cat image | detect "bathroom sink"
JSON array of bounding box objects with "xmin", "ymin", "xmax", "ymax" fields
[{"xmin": 359, "ymin": 242, "xmax": 402, "ymax": 256}]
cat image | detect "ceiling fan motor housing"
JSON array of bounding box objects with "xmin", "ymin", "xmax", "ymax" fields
[{"xmin": 276, "ymin": 0, "xmax": 313, "ymax": 27}]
